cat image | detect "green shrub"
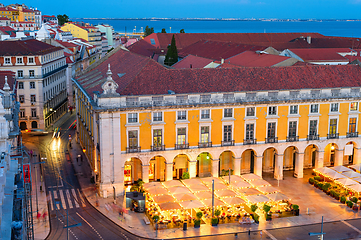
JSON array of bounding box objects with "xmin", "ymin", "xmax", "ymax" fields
[
  {"xmin": 211, "ymin": 218, "xmax": 218, "ymax": 225},
  {"xmin": 317, "ymin": 182, "xmax": 324, "ymax": 189},
  {"xmin": 194, "ymin": 219, "xmax": 201, "ymax": 225},
  {"xmin": 330, "ymin": 190, "xmax": 335, "ymax": 197},
  {"xmin": 214, "ymin": 209, "xmax": 221, "ymax": 217},
  {"xmin": 309, "ymin": 178, "xmax": 315, "ymax": 184},
  {"xmin": 292, "ymin": 204, "xmax": 299, "ymax": 210},
  {"xmin": 341, "ymin": 196, "xmax": 346, "ymax": 202},
  {"xmin": 196, "ymin": 212, "xmax": 203, "ymax": 219},
  {"xmin": 263, "ymin": 204, "xmax": 271, "ymax": 213},
  {"xmin": 152, "ymin": 215, "xmax": 160, "ymax": 222},
  {"xmin": 347, "ymin": 201, "xmax": 354, "ymax": 207},
  {"xmin": 253, "ymin": 213, "xmax": 260, "ymax": 222},
  {"xmin": 322, "ymin": 183, "xmax": 331, "ymax": 191},
  {"xmin": 314, "ymin": 176, "xmax": 322, "ymax": 181},
  {"xmin": 181, "ymin": 171, "xmax": 190, "ymax": 179},
  {"xmin": 334, "ymin": 192, "xmax": 340, "ymax": 198},
  {"xmin": 251, "ymin": 204, "xmax": 258, "ymax": 213}
]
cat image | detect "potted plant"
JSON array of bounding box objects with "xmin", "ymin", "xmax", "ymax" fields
[
  {"xmin": 346, "ymin": 200, "xmax": 353, "ymax": 208},
  {"xmin": 211, "ymin": 217, "xmax": 218, "ymax": 226},
  {"xmin": 252, "ymin": 213, "xmax": 260, "ymax": 224},
  {"xmin": 263, "ymin": 204, "xmax": 272, "ymax": 221},
  {"xmin": 340, "ymin": 196, "xmax": 346, "ymax": 204},
  {"xmin": 309, "ymin": 177, "xmax": 315, "ymax": 185},
  {"xmin": 313, "ymin": 180, "xmax": 319, "ymax": 187},
  {"xmin": 292, "ymin": 204, "xmax": 299, "ymax": 216},
  {"xmin": 194, "ymin": 212, "xmax": 203, "ymax": 228},
  {"xmin": 182, "ymin": 171, "xmax": 190, "ymax": 180},
  {"xmin": 322, "ymin": 183, "xmax": 331, "ymax": 194},
  {"xmin": 152, "ymin": 215, "xmax": 160, "ymax": 222},
  {"xmin": 251, "ymin": 204, "xmax": 258, "ymax": 214},
  {"xmin": 351, "ymin": 197, "xmax": 359, "ymax": 211},
  {"xmin": 334, "ymin": 192, "xmax": 340, "ymax": 201},
  {"xmin": 314, "ymin": 176, "xmax": 322, "ymax": 181}
]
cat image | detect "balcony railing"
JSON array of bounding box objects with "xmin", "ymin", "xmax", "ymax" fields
[
  {"xmin": 265, "ymin": 137, "xmax": 278, "ymax": 143},
  {"xmin": 347, "ymin": 132, "xmax": 359, "ymax": 138},
  {"xmin": 198, "ymin": 142, "xmax": 212, "ymax": 148},
  {"xmin": 286, "ymin": 136, "xmax": 299, "ymax": 142},
  {"xmin": 243, "ymin": 139, "xmax": 257, "ymax": 145},
  {"xmin": 175, "ymin": 143, "xmax": 189, "ymax": 150},
  {"xmin": 29, "ymin": 116, "xmax": 39, "ymax": 120},
  {"xmin": 327, "ymin": 133, "xmax": 339, "ymax": 139},
  {"xmin": 19, "ymin": 116, "xmax": 27, "ymax": 120},
  {"xmin": 307, "ymin": 134, "xmax": 319, "ymax": 141},
  {"xmin": 151, "ymin": 145, "xmax": 165, "ymax": 151},
  {"xmin": 221, "ymin": 140, "xmax": 235, "ymax": 146},
  {"xmin": 126, "ymin": 146, "xmax": 141, "ymax": 153}
]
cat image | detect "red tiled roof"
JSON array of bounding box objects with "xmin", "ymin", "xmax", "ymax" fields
[
  {"xmin": 0, "ymin": 39, "xmax": 63, "ymax": 56},
  {"xmin": 55, "ymin": 40, "xmax": 79, "ymax": 49},
  {"xmin": 217, "ymin": 62, "xmax": 242, "ymax": 68},
  {"xmin": 286, "ymin": 48, "xmax": 350, "ymax": 62},
  {"xmin": 270, "ymin": 37, "xmax": 361, "ymax": 50},
  {"xmin": 178, "ymin": 40, "xmax": 265, "ymax": 60},
  {"xmin": 76, "ymin": 48, "xmax": 361, "ymax": 97},
  {"xmin": 126, "ymin": 39, "xmax": 157, "ymax": 58},
  {"xmin": 0, "ymin": 17, "xmax": 9, "ymax": 20},
  {"xmin": 172, "ymin": 55, "xmax": 213, "ymax": 69},
  {"xmin": 0, "ymin": 7, "xmax": 17, "ymax": 12},
  {"xmin": 225, "ymin": 51, "xmax": 292, "ymax": 67},
  {"xmin": 143, "ymin": 32, "xmax": 325, "ymax": 50}
]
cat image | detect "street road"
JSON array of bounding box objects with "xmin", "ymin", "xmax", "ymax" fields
[{"xmin": 23, "ymin": 114, "xmax": 145, "ymax": 240}]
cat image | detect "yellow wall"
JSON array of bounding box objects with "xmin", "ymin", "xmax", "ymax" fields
[{"xmin": 61, "ymin": 23, "xmax": 89, "ymax": 41}]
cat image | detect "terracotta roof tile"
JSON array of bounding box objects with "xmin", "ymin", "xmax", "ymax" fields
[
  {"xmin": 225, "ymin": 51, "xmax": 292, "ymax": 67},
  {"xmin": 286, "ymin": 48, "xmax": 350, "ymax": 62},
  {"xmin": 172, "ymin": 55, "xmax": 213, "ymax": 69},
  {"xmin": 0, "ymin": 39, "xmax": 62, "ymax": 56}
]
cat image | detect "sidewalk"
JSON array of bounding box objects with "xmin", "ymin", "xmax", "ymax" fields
[{"xmin": 68, "ymin": 135, "xmax": 361, "ymax": 239}]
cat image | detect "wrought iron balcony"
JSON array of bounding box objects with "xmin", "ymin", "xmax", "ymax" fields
[
  {"xmin": 347, "ymin": 132, "xmax": 359, "ymax": 138},
  {"xmin": 286, "ymin": 136, "xmax": 299, "ymax": 142},
  {"xmin": 243, "ymin": 139, "xmax": 257, "ymax": 145},
  {"xmin": 126, "ymin": 146, "xmax": 141, "ymax": 153},
  {"xmin": 198, "ymin": 142, "xmax": 212, "ymax": 148},
  {"xmin": 307, "ymin": 134, "xmax": 319, "ymax": 141},
  {"xmin": 221, "ymin": 140, "xmax": 235, "ymax": 146},
  {"xmin": 151, "ymin": 145, "xmax": 165, "ymax": 151},
  {"xmin": 265, "ymin": 137, "xmax": 278, "ymax": 143},
  {"xmin": 327, "ymin": 133, "xmax": 339, "ymax": 139},
  {"xmin": 175, "ymin": 143, "xmax": 189, "ymax": 150}
]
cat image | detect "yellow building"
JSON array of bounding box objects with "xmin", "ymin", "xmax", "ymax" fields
[
  {"xmin": 18, "ymin": 7, "xmax": 35, "ymax": 22},
  {"xmin": 61, "ymin": 22, "xmax": 102, "ymax": 52},
  {"xmin": 73, "ymin": 48, "xmax": 361, "ymax": 197},
  {"xmin": 0, "ymin": 7, "xmax": 19, "ymax": 21}
]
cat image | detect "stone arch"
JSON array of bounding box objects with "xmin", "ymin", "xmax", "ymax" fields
[
  {"xmin": 196, "ymin": 152, "xmax": 213, "ymax": 178},
  {"xmin": 262, "ymin": 147, "xmax": 278, "ymax": 178},
  {"xmin": 283, "ymin": 146, "xmax": 299, "ymax": 172},
  {"xmin": 344, "ymin": 141, "xmax": 358, "ymax": 165},
  {"xmin": 241, "ymin": 148, "xmax": 257, "ymax": 174},
  {"xmin": 149, "ymin": 155, "xmax": 167, "ymax": 182},
  {"xmin": 324, "ymin": 143, "xmax": 338, "ymax": 167},
  {"xmin": 31, "ymin": 121, "xmax": 38, "ymax": 129},
  {"xmin": 20, "ymin": 122, "xmax": 27, "ymax": 130},
  {"xmin": 124, "ymin": 157, "xmax": 142, "ymax": 185},
  {"xmin": 219, "ymin": 150, "xmax": 235, "ymax": 176},
  {"xmin": 304, "ymin": 144, "xmax": 319, "ymax": 169},
  {"xmin": 173, "ymin": 154, "xmax": 190, "ymax": 180}
]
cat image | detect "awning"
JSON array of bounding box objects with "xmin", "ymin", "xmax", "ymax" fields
[
  {"xmin": 173, "ymin": 193, "xmax": 197, "ymax": 202},
  {"xmin": 182, "ymin": 178, "xmax": 203, "ymax": 186},
  {"xmin": 222, "ymin": 196, "xmax": 246, "ymax": 206},
  {"xmin": 167, "ymin": 186, "xmax": 191, "ymax": 195},
  {"xmin": 179, "ymin": 200, "xmax": 205, "ymax": 209},
  {"xmin": 245, "ymin": 194, "xmax": 270, "ymax": 204},
  {"xmin": 222, "ymin": 175, "xmax": 244, "ymax": 183},
  {"xmin": 163, "ymin": 180, "xmax": 184, "ymax": 188},
  {"xmin": 230, "ymin": 180, "xmax": 251, "ymax": 189},
  {"xmin": 347, "ymin": 184, "xmax": 361, "ymax": 193},
  {"xmin": 201, "ymin": 198, "xmax": 226, "ymax": 207},
  {"xmin": 249, "ymin": 179, "xmax": 271, "ymax": 187},
  {"xmin": 257, "ymin": 185, "xmax": 279, "ymax": 194},
  {"xmin": 349, "ymin": 163, "xmax": 361, "ymax": 172},
  {"xmin": 153, "ymin": 194, "xmax": 175, "ymax": 204},
  {"xmin": 342, "ymin": 171, "xmax": 361, "ymax": 179},
  {"xmin": 143, "ymin": 182, "xmax": 162, "ymax": 190},
  {"xmin": 215, "ymin": 189, "xmax": 237, "ymax": 198},
  {"xmin": 266, "ymin": 192, "xmax": 290, "ymax": 202},
  {"xmin": 159, "ymin": 202, "xmax": 182, "ymax": 211},
  {"xmin": 324, "ymin": 171, "xmax": 348, "ymax": 180},
  {"xmin": 236, "ymin": 188, "xmax": 262, "ymax": 196},
  {"xmin": 194, "ymin": 191, "xmax": 212, "ymax": 199},
  {"xmin": 187, "ymin": 184, "xmax": 209, "ymax": 192},
  {"xmin": 201, "ymin": 177, "xmax": 223, "ymax": 185},
  {"xmin": 146, "ymin": 187, "xmax": 168, "ymax": 196},
  {"xmin": 314, "ymin": 167, "xmax": 337, "ymax": 175},
  {"xmin": 331, "ymin": 165, "xmax": 352, "ymax": 173},
  {"xmin": 336, "ymin": 178, "xmax": 359, "ymax": 186},
  {"xmin": 241, "ymin": 173, "xmax": 262, "ymax": 181}
]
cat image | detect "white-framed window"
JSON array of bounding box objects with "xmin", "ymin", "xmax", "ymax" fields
[
  {"xmin": 153, "ymin": 129, "xmax": 162, "ymax": 146},
  {"xmin": 177, "ymin": 110, "xmax": 187, "ymax": 120},
  {"xmin": 17, "ymin": 70, "xmax": 23, "ymax": 78},
  {"xmin": 288, "ymin": 121, "xmax": 297, "ymax": 137},
  {"xmin": 309, "ymin": 120, "xmax": 318, "ymax": 136},
  {"xmin": 224, "ymin": 108, "xmax": 233, "ymax": 118},
  {"xmin": 349, "ymin": 118, "xmax": 357, "ymax": 133},
  {"xmin": 329, "ymin": 119, "xmax": 338, "ymax": 134},
  {"xmin": 29, "ymin": 70, "xmax": 35, "ymax": 78},
  {"xmin": 16, "ymin": 57, "xmax": 23, "ymax": 64},
  {"xmin": 246, "ymin": 107, "xmax": 255, "ymax": 117},
  {"xmin": 30, "ymin": 81, "xmax": 35, "ymax": 89},
  {"xmin": 201, "ymin": 109, "xmax": 210, "ymax": 119},
  {"xmin": 245, "ymin": 123, "xmax": 254, "ymax": 140},
  {"xmin": 19, "ymin": 109, "xmax": 25, "ymax": 118},
  {"xmin": 350, "ymin": 102, "xmax": 358, "ymax": 111},
  {"xmin": 18, "ymin": 82, "xmax": 24, "ymax": 89},
  {"xmin": 330, "ymin": 103, "xmax": 339, "ymax": 112},
  {"xmin": 28, "ymin": 56, "xmax": 34, "ymax": 64},
  {"xmin": 200, "ymin": 126, "xmax": 210, "ymax": 143},
  {"xmin": 223, "ymin": 125, "xmax": 232, "ymax": 142},
  {"xmin": 30, "ymin": 94, "xmax": 36, "ymax": 104},
  {"xmin": 267, "ymin": 122, "xmax": 276, "ymax": 138},
  {"xmin": 290, "ymin": 105, "xmax": 298, "ymax": 115},
  {"xmin": 310, "ymin": 104, "xmax": 319, "ymax": 113},
  {"xmin": 4, "ymin": 57, "xmax": 10, "ymax": 65},
  {"xmin": 128, "ymin": 130, "xmax": 138, "ymax": 148},
  {"xmin": 19, "ymin": 95, "xmax": 24, "ymax": 103},
  {"xmin": 153, "ymin": 112, "xmax": 162, "ymax": 122},
  {"xmin": 177, "ymin": 127, "xmax": 186, "ymax": 144},
  {"xmin": 128, "ymin": 113, "xmax": 138, "ymax": 123},
  {"xmin": 31, "ymin": 108, "xmax": 37, "ymax": 117},
  {"xmin": 268, "ymin": 106, "xmax": 277, "ymax": 116}
]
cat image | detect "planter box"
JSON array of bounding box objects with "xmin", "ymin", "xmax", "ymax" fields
[
  {"xmin": 211, "ymin": 223, "xmax": 218, "ymax": 227},
  {"xmin": 293, "ymin": 209, "xmax": 300, "ymax": 216},
  {"xmin": 353, "ymin": 206, "xmax": 359, "ymax": 211},
  {"xmin": 194, "ymin": 224, "xmax": 200, "ymax": 228}
]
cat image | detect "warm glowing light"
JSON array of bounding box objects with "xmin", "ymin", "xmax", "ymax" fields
[
  {"xmin": 127, "ymin": 158, "xmax": 131, "ymax": 162},
  {"xmin": 50, "ymin": 108, "xmax": 53, "ymax": 111},
  {"xmin": 331, "ymin": 145, "xmax": 335, "ymax": 151},
  {"xmin": 82, "ymin": 148, "xmax": 86, "ymax": 153}
]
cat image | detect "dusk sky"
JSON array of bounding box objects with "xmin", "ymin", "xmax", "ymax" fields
[{"xmin": 6, "ymin": 0, "xmax": 361, "ymax": 19}]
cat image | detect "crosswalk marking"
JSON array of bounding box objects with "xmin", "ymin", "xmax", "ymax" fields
[
  {"xmin": 49, "ymin": 191, "xmax": 54, "ymax": 211},
  {"xmin": 71, "ymin": 189, "xmax": 80, "ymax": 208},
  {"xmin": 59, "ymin": 190, "xmax": 67, "ymax": 210},
  {"xmin": 66, "ymin": 189, "xmax": 74, "ymax": 209},
  {"xmin": 77, "ymin": 189, "xmax": 86, "ymax": 207}
]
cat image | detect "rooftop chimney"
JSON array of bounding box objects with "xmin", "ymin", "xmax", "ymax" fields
[
  {"xmin": 307, "ymin": 36, "xmax": 311, "ymax": 44},
  {"xmin": 221, "ymin": 58, "xmax": 224, "ymax": 64}
]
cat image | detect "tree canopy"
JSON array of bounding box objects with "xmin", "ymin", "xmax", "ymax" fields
[
  {"xmin": 180, "ymin": 29, "xmax": 185, "ymax": 33},
  {"xmin": 164, "ymin": 34, "xmax": 178, "ymax": 66},
  {"xmin": 144, "ymin": 26, "xmax": 154, "ymax": 37},
  {"xmin": 161, "ymin": 28, "xmax": 166, "ymax": 33},
  {"xmin": 57, "ymin": 14, "xmax": 69, "ymax": 26}
]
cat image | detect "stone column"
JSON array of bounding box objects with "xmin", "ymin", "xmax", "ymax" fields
[
  {"xmin": 254, "ymin": 156, "xmax": 263, "ymax": 178},
  {"xmin": 335, "ymin": 149, "xmax": 344, "ymax": 166},
  {"xmin": 233, "ymin": 158, "xmax": 241, "ymax": 176},
  {"xmin": 165, "ymin": 162, "xmax": 173, "ymax": 181},
  {"xmin": 294, "ymin": 152, "xmax": 304, "ymax": 178},
  {"xmin": 316, "ymin": 151, "xmax": 324, "ymax": 168},
  {"xmin": 354, "ymin": 148, "xmax": 361, "ymax": 164},
  {"xmin": 211, "ymin": 159, "xmax": 220, "ymax": 178},
  {"xmin": 274, "ymin": 154, "xmax": 283, "ymax": 180},
  {"xmin": 142, "ymin": 165, "xmax": 149, "ymax": 183},
  {"xmin": 189, "ymin": 161, "xmax": 197, "ymax": 178}
]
